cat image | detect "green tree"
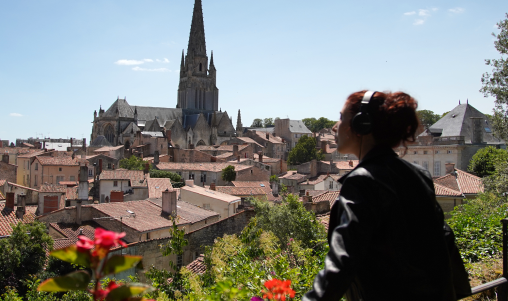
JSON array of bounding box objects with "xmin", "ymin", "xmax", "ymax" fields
[
  {"xmin": 480, "ymin": 13, "xmax": 508, "ymax": 140},
  {"xmin": 149, "ymin": 170, "xmax": 182, "ymax": 182},
  {"xmin": 263, "ymin": 118, "xmax": 274, "ymax": 128},
  {"xmin": 118, "ymin": 155, "xmax": 147, "ymax": 170},
  {"xmin": 416, "ymin": 109, "xmax": 441, "ymax": 129},
  {"xmin": 441, "ymin": 111, "xmax": 450, "ymax": 118},
  {"xmin": 0, "ymin": 221, "xmax": 53, "ymax": 296},
  {"xmin": 302, "ymin": 117, "xmax": 336, "ymax": 133},
  {"xmin": 287, "ymin": 135, "xmax": 324, "ymax": 165},
  {"xmin": 468, "ymin": 146, "xmax": 508, "ymax": 177},
  {"xmin": 221, "ymin": 165, "xmax": 236, "ymax": 182},
  {"xmin": 251, "ymin": 118, "xmax": 263, "ymax": 128}
]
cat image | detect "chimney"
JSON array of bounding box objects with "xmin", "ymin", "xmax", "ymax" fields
[
  {"xmin": 5, "ymin": 192, "xmax": 14, "ymax": 211},
  {"xmin": 70, "ymin": 138, "xmax": 73, "ymax": 148},
  {"xmin": 76, "ymin": 200, "xmax": 82, "ymax": 225},
  {"xmin": 15, "ymin": 194, "xmax": 26, "ymax": 219},
  {"xmin": 321, "ymin": 140, "xmax": 327, "ymax": 152},
  {"xmin": 266, "ymin": 133, "xmax": 269, "ymax": 140},
  {"xmin": 237, "ymin": 155, "xmax": 240, "ymax": 162},
  {"xmin": 258, "ymin": 151, "xmax": 263, "ymax": 163},
  {"xmin": 162, "ymin": 189, "xmax": 177, "ymax": 216},
  {"xmin": 445, "ymin": 163, "xmax": 456, "ymax": 175},
  {"xmin": 154, "ymin": 151, "xmax": 160, "ymax": 164},
  {"xmin": 349, "ymin": 160, "xmax": 353, "ymax": 167},
  {"xmin": 233, "ymin": 145, "xmax": 239, "ymax": 157},
  {"xmin": 271, "ymin": 182, "xmax": 279, "ymax": 196},
  {"xmin": 144, "ymin": 162, "xmax": 150, "ymax": 174},
  {"xmin": 166, "ymin": 130, "xmax": 172, "ymax": 142},
  {"xmin": 189, "ymin": 143, "xmax": 195, "ymax": 150},
  {"xmin": 78, "ymin": 165, "xmax": 88, "ymax": 200},
  {"xmin": 310, "ymin": 159, "xmax": 317, "ymax": 178},
  {"xmin": 302, "ymin": 193, "xmax": 312, "ymax": 204},
  {"xmin": 98, "ymin": 159, "xmax": 103, "ymax": 175},
  {"xmin": 2, "ymin": 152, "xmax": 8, "ymax": 164},
  {"xmin": 185, "ymin": 179, "xmax": 194, "ymax": 187},
  {"xmin": 471, "ymin": 117, "xmax": 483, "ymax": 144},
  {"xmin": 43, "ymin": 141, "xmax": 46, "ymax": 149},
  {"xmin": 210, "ymin": 182, "xmax": 216, "ymax": 191},
  {"xmin": 211, "ymin": 156, "xmax": 217, "ymax": 162}
]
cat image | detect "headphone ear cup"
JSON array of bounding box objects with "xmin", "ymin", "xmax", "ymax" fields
[{"xmin": 351, "ymin": 113, "xmax": 372, "ymax": 135}]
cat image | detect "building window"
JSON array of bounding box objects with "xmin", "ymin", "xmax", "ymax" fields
[
  {"xmin": 34, "ymin": 175, "xmax": 38, "ymax": 186},
  {"xmin": 146, "ymin": 232, "xmax": 150, "ymax": 240},
  {"xmin": 447, "ymin": 150, "xmax": 452, "ymax": 154},
  {"xmin": 113, "ymin": 181, "xmax": 118, "ymax": 187},
  {"xmin": 413, "ymin": 151, "xmax": 417, "ymax": 155},
  {"xmin": 56, "ymin": 176, "xmax": 64, "ymax": 184},
  {"xmin": 70, "ymin": 176, "xmax": 75, "ymax": 181},
  {"xmin": 35, "ymin": 163, "xmax": 38, "ymax": 170},
  {"xmin": 108, "ymin": 163, "xmax": 112, "ymax": 169},
  {"xmin": 200, "ymin": 173, "xmax": 207, "ymax": 183},
  {"xmin": 104, "ymin": 124, "xmax": 115, "ymax": 145},
  {"xmin": 65, "ymin": 200, "xmax": 70, "ymax": 207},
  {"xmin": 329, "ymin": 181, "xmax": 334, "ymax": 189},
  {"xmin": 189, "ymin": 173, "xmax": 194, "ymax": 180},
  {"xmin": 203, "ymin": 204, "xmax": 211, "ymax": 210},
  {"xmin": 434, "ymin": 161, "xmax": 441, "ymax": 176},
  {"xmin": 59, "ymin": 167, "xmax": 62, "ymax": 172},
  {"xmin": 423, "ymin": 161, "xmax": 429, "ymax": 170},
  {"xmin": 88, "ymin": 169, "xmax": 93, "ymax": 176},
  {"xmin": 435, "ymin": 150, "xmax": 439, "ymax": 154},
  {"xmin": 423, "ymin": 151, "xmax": 428, "ymax": 155}
]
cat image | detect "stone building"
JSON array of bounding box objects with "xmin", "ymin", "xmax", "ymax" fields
[{"xmin": 90, "ymin": 0, "xmax": 240, "ymax": 151}]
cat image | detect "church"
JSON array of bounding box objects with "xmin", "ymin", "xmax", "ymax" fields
[{"xmin": 90, "ymin": 0, "xmax": 242, "ymax": 150}]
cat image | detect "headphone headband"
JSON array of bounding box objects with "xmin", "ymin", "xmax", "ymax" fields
[{"xmin": 351, "ymin": 90, "xmax": 378, "ymax": 135}]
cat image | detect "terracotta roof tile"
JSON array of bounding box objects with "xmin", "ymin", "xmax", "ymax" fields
[
  {"xmin": 332, "ymin": 160, "xmax": 359, "ymax": 170},
  {"xmin": 235, "ymin": 137, "xmax": 264, "ymax": 148},
  {"xmin": 99, "ymin": 170, "xmax": 148, "ymax": 188},
  {"xmin": 215, "ymin": 186, "xmax": 267, "ymax": 196},
  {"xmin": 196, "ymin": 145, "xmax": 249, "ymax": 152},
  {"xmin": 180, "ymin": 185, "xmax": 240, "ymax": 203},
  {"xmin": 36, "ymin": 156, "xmax": 80, "ymax": 166},
  {"xmin": 253, "ymin": 132, "xmax": 284, "ymax": 144},
  {"xmin": 66, "ymin": 187, "xmax": 79, "ymax": 200},
  {"xmin": 0, "ymin": 204, "xmax": 37, "ymax": 236},
  {"xmin": 6, "ymin": 182, "xmax": 39, "ymax": 192},
  {"xmin": 186, "ymin": 256, "xmax": 206, "ymax": 274},
  {"xmin": 433, "ymin": 169, "xmax": 483, "ymax": 195},
  {"xmin": 40, "ymin": 184, "xmax": 67, "ymax": 193},
  {"xmin": 317, "ymin": 213, "xmax": 330, "ymax": 230},
  {"xmin": 156, "ymin": 162, "xmax": 251, "ymax": 173},
  {"xmin": 0, "ymin": 191, "xmax": 5, "ymax": 201},
  {"xmin": 149, "ymin": 199, "xmax": 219, "ymax": 224},
  {"xmin": 434, "ymin": 183, "xmax": 462, "ymax": 197},
  {"xmin": 311, "ymin": 190, "xmax": 340, "ymax": 207},
  {"xmin": 147, "ymin": 178, "xmax": 173, "ymax": 199},
  {"xmin": 0, "ymin": 180, "xmax": 5, "ymax": 186}
]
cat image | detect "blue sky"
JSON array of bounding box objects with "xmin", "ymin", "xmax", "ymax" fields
[{"xmin": 0, "ymin": 1, "xmax": 506, "ymax": 144}]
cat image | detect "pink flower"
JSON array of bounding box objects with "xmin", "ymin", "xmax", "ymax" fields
[
  {"xmin": 93, "ymin": 280, "xmax": 120, "ymax": 300},
  {"xmin": 251, "ymin": 297, "xmax": 263, "ymax": 301},
  {"xmin": 95, "ymin": 228, "xmax": 127, "ymax": 249},
  {"xmin": 76, "ymin": 235, "xmax": 94, "ymax": 252}
]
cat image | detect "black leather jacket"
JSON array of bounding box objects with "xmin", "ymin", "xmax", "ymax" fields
[{"xmin": 303, "ymin": 147, "xmax": 470, "ymax": 301}]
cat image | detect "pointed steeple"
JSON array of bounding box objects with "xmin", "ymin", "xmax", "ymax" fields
[
  {"xmin": 180, "ymin": 50, "xmax": 185, "ymax": 77},
  {"xmin": 187, "ymin": 0, "xmax": 206, "ymax": 57},
  {"xmin": 209, "ymin": 51, "xmax": 215, "ymax": 69},
  {"xmin": 236, "ymin": 109, "xmax": 243, "ymax": 137}
]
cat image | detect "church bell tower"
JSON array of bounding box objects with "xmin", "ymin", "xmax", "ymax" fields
[{"xmin": 177, "ymin": 0, "xmax": 219, "ymax": 111}]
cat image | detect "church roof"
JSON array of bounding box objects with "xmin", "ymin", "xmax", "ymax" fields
[
  {"xmin": 103, "ymin": 98, "xmax": 134, "ymax": 118},
  {"xmin": 121, "ymin": 122, "xmax": 140, "ymax": 136},
  {"xmin": 144, "ymin": 118, "xmax": 163, "ymax": 131},
  {"xmin": 289, "ymin": 120, "xmax": 312, "ymax": 134},
  {"xmin": 135, "ymin": 106, "xmax": 182, "ymax": 123},
  {"xmin": 427, "ymin": 103, "xmax": 503, "ymax": 144},
  {"xmin": 91, "ymin": 135, "xmax": 112, "ymax": 147}
]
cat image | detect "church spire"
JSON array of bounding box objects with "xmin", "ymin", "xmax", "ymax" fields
[
  {"xmin": 187, "ymin": 0, "xmax": 206, "ymax": 57},
  {"xmin": 209, "ymin": 51, "xmax": 215, "ymax": 69},
  {"xmin": 180, "ymin": 50, "xmax": 185, "ymax": 78},
  {"xmin": 236, "ymin": 109, "xmax": 243, "ymax": 136}
]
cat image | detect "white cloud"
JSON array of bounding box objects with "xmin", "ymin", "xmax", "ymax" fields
[
  {"xmin": 143, "ymin": 59, "xmax": 154, "ymax": 62},
  {"xmin": 414, "ymin": 19, "xmax": 425, "ymax": 25},
  {"xmin": 404, "ymin": 11, "xmax": 416, "ymax": 16},
  {"xmin": 132, "ymin": 67, "xmax": 170, "ymax": 72},
  {"xmin": 115, "ymin": 59, "xmax": 145, "ymax": 65},
  {"xmin": 10, "ymin": 113, "xmax": 23, "ymax": 117},
  {"xmin": 418, "ymin": 9, "xmax": 430, "ymax": 16},
  {"xmin": 449, "ymin": 7, "xmax": 464, "ymax": 14},
  {"xmin": 431, "ymin": 7, "xmax": 438, "ymax": 11},
  {"xmin": 156, "ymin": 58, "xmax": 170, "ymax": 63}
]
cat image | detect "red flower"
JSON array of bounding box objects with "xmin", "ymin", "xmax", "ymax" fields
[
  {"xmin": 93, "ymin": 280, "xmax": 120, "ymax": 300},
  {"xmin": 76, "ymin": 235, "xmax": 94, "ymax": 253},
  {"xmin": 95, "ymin": 228, "xmax": 127, "ymax": 249},
  {"xmin": 262, "ymin": 279, "xmax": 295, "ymax": 301}
]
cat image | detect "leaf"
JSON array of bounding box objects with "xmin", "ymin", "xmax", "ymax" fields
[
  {"xmin": 105, "ymin": 283, "xmax": 154, "ymax": 301},
  {"xmin": 50, "ymin": 245, "xmax": 91, "ymax": 268},
  {"xmin": 38, "ymin": 270, "xmax": 91, "ymax": 292},
  {"xmin": 103, "ymin": 255, "xmax": 143, "ymax": 276}
]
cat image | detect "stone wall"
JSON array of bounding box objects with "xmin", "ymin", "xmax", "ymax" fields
[
  {"xmin": 0, "ymin": 161, "xmax": 17, "ymax": 183},
  {"xmin": 172, "ymin": 149, "xmax": 215, "ymax": 163},
  {"xmin": 109, "ymin": 209, "xmax": 255, "ymax": 281},
  {"xmin": 236, "ymin": 165, "xmax": 270, "ymax": 182}
]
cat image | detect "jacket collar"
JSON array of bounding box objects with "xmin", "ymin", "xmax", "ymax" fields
[{"xmin": 338, "ymin": 146, "xmax": 398, "ymax": 184}]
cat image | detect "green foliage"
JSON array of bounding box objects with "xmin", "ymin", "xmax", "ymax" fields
[
  {"xmin": 287, "ymin": 135, "xmax": 324, "ymax": 165},
  {"xmin": 251, "ymin": 118, "xmax": 263, "ymax": 128},
  {"xmin": 484, "ymin": 160, "xmax": 508, "ymax": 195},
  {"xmin": 263, "ymin": 118, "xmax": 274, "ymax": 128},
  {"xmin": 269, "ymin": 175, "xmax": 279, "ymax": 183},
  {"xmin": 0, "ymin": 221, "xmax": 53, "ymax": 296},
  {"xmin": 246, "ymin": 195, "xmax": 327, "ymax": 251},
  {"xmin": 149, "ymin": 170, "xmax": 182, "ymax": 182},
  {"xmin": 302, "ymin": 117, "xmax": 336, "ymax": 133},
  {"xmin": 468, "ymin": 146, "xmax": 508, "ymax": 177},
  {"xmin": 448, "ymin": 193, "xmax": 508, "ymax": 262},
  {"xmin": 480, "ymin": 13, "xmax": 508, "ymax": 140},
  {"xmin": 416, "ymin": 109, "xmax": 441, "ymax": 129},
  {"xmin": 119, "ymin": 155, "xmax": 149, "ymax": 171},
  {"xmin": 441, "ymin": 111, "xmax": 450, "ymax": 118},
  {"xmin": 221, "ymin": 165, "xmax": 236, "ymax": 182}
]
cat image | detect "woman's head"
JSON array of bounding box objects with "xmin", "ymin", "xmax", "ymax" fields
[{"xmin": 333, "ymin": 90, "xmax": 419, "ymax": 154}]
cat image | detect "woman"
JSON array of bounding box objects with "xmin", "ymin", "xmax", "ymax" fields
[{"xmin": 303, "ymin": 91, "xmax": 470, "ymax": 301}]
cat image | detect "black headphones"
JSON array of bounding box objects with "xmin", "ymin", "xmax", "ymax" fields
[{"xmin": 351, "ymin": 90, "xmax": 377, "ymax": 135}]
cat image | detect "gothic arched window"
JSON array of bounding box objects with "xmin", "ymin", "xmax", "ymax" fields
[
  {"xmin": 104, "ymin": 124, "xmax": 115, "ymax": 144},
  {"xmin": 199, "ymin": 63, "xmax": 202, "ymax": 71}
]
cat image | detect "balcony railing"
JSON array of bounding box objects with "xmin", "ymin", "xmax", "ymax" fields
[{"xmin": 460, "ymin": 218, "xmax": 508, "ymax": 300}]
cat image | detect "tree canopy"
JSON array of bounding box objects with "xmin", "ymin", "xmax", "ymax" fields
[
  {"xmin": 221, "ymin": 165, "xmax": 236, "ymax": 182},
  {"xmin": 149, "ymin": 170, "xmax": 182, "ymax": 182},
  {"xmin": 287, "ymin": 135, "xmax": 324, "ymax": 165},
  {"xmin": 302, "ymin": 117, "xmax": 336, "ymax": 133},
  {"xmin": 468, "ymin": 146, "xmax": 508, "ymax": 177},
  {"xmin": 251, "ymin": 118, "xmax": 263, "ymax": 128},
  {"xmin": 0, "ymin": 221, "xmax": 53, "ymax": 296},
  {"xmin": 119, "ymin": 155, "xmax": 148, "ymax": 170},
  {"xmin": 416, "ymin": 110, "xmax": 441, "ymax": 129},
  {"xmin": 480, "ymin": 13, "xmax": 508, "ymax": 140}
]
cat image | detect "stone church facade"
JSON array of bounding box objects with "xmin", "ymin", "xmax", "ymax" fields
[{"xmin": 90, "ymin": 0, "xmax": 240, "ymax": 150}]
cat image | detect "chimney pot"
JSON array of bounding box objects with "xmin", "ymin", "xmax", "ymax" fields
[
  {"xmin": 5, "ymin": 192, "xmax": 14, "ymax": 210},
  {"xmin": 162, "ymin": 189, "xmax": 177, "ymax": 216},
  {"xmin": 2, "ymin": 153, "xmax": 9, "ymax": 164},
  {"xmin": 445, "ymin": 163, "xmax": 456, "ymax": 175},
  {"xmin": 185, "ymin": 179, "xmax": 194, "ymax": 187},
  {"xmin": 210, "ymin": 182, "xmax": 216, "ymax": 191}
]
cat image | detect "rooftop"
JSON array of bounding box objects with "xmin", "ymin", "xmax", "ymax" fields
[
  {"xmin": 99, "ymin": 170, "xmax": 148, "ymax": 188},
  {"xmin": 181, "ymin": 185, "xmax": 240, "ymax": 203},
  {"xmin": 0, "ymin": 204, "xmax": 37, "ymax": 236},
  {"xmin": 433, "ymin": 169, "xmax": 484, "ymax": 195},
  {"xmin": 36, "ymin": 156, "xmax": 80, "ymax": 166},
  {"xmin": 147, "ymin": 178, "xmax": 173, "ymax": 199},
  {"xmin": 156, "ymin": 162, "xmax": 251, "ymax": 173}
]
